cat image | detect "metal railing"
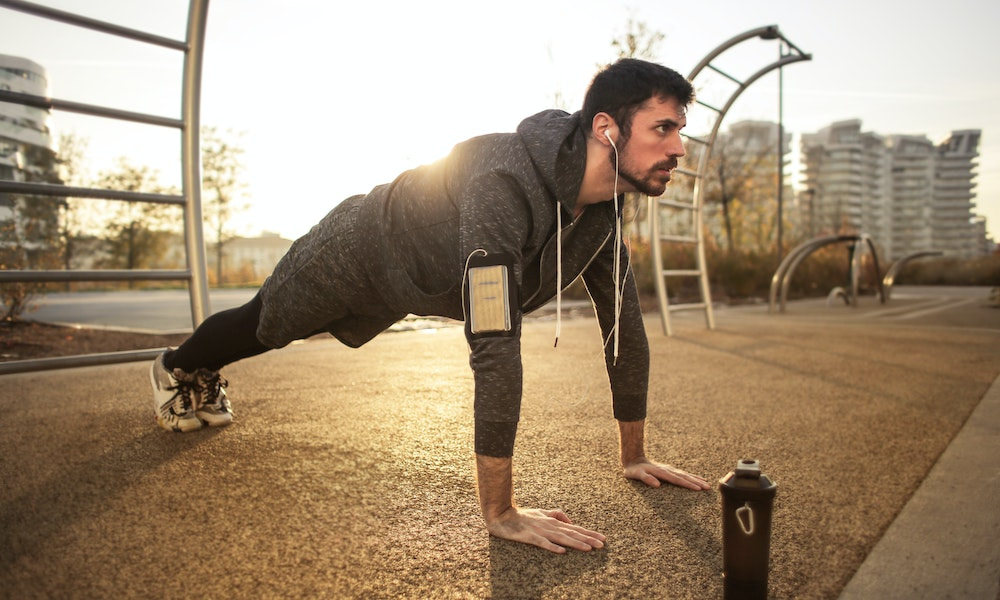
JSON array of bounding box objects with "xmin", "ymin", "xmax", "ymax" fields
[{"xmin": 0, "ymin": 0, "xmax": 211, "ymax": 375}]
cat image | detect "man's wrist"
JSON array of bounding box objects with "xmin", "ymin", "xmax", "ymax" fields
[
  {"xmin": 475, "ymin": 454, "xmax": 515, "ymax": 522},
  {"xmin": 617, "ymin": 419, "xmax": 647, "ymax": 466}
]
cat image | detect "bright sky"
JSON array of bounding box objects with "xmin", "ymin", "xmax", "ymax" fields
[{"xmin": 2, "ymin": 0, "xmax": 998, "ymax": 241}]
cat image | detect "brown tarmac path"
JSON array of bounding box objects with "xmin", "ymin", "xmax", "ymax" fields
[{"xmin": 2, "ymin": 288, "xmax": 999, "ymax": 599}]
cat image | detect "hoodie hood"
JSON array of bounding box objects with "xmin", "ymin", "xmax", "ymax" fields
[
  {"xmin": 516, "ymin": 110, "xmax": 587, "ymax": 216},
  {"xmin": 518, "ymin": 109, "xmax": 620, "ymax": 353}
]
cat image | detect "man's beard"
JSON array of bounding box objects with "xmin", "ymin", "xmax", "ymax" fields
[{"xmin": 612, "ymin": 144, "xmax": 679, "ymax": 197}]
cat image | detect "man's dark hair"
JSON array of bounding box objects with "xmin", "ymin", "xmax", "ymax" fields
[{"xmin": 581, "ymin": 58, "xmax": 694, "ymax": 141}]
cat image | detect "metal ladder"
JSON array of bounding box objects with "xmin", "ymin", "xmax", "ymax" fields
[
  {"xmin": 0, "ymin": 0, "xmax": 212, "ymax": 374},
  {"xmin": 649, "ymin": 25, "xmax": 811, "ymax": 335},
  {"xmin": 648, "ymin": 138, "xmax": 714, "ymax": 336}
]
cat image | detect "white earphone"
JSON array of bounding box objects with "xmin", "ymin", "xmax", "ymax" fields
[{"xmin": 602, "ymin": 128, "xmax": 624, "ymax": 364}]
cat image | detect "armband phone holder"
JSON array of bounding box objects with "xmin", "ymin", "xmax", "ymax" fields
[{"xmin": 464, "ymin": 252, "xmax": 517, "ymax": 338}]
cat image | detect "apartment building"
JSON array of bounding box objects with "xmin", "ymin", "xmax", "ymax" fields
[
  {"xmin": 929, "ymin": 130, "xmax": 981, "ymax": 258},
  {"xmin": 0, "ymin": 53, "xmax": 64, "ymax": 273},
  {"xmin": 800, "ymin": 120, "xmax": 984, "ymax": 260},
  {"xmin": 800, "ymin": 120, "xmax": 889, "ymax": 243},
  {"xmin": 0, "ymin": 53, "xmax": 53, "ymax": 221}
]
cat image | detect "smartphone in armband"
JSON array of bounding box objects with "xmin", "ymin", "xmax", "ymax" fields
[{"xmin": 465, "ymin": 253, "xmax": 517, "ymax": 337}]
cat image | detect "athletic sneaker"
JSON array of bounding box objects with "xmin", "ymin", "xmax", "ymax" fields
[
  {"xmin": 149, "ymin": 351, "xmax": 203, "ymax": 432},
  {"xmin": 194, "ymin": 368, "xmax": 233, "ymax": 427}
]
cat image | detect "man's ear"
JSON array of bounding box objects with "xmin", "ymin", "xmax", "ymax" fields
[{"xmin": 591, "ymin": 112, "xmax": 617, "ymax": 147}]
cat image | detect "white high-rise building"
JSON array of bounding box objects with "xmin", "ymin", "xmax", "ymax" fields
[
  {"xmin": 799, "ymin": 120, "xmax": 984, "ymax": 260},
  {"xmin": 800, "ymin": 120, "xmax": 889, "ymax": 244},
  {"xmin": 930, "ymin": 130, "xmax": 980, "ymax": 258},
  {"xmin": 1, "ymin": 53, "xmax": 54, "ymax": 223},
  {"xmin": 885, "ymin": 134, "xmax": 936, "ymax": 258}
]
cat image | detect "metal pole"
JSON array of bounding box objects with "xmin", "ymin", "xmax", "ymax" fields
[
  {"xmin": 776, "ymin": 42, "xmax": 785, "ymax": 264},
  {"xmin": 181, "ymin": 0, "xmax": 211, "ymax": 327}
]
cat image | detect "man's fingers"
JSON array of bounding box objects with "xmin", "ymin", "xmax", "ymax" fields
[
  {"xmin": 533, "ymin": 510, "xmax": 606, "ymax": 552},
  {"xmin": 542, "ymin": 526, "xmax": 605, "ymax": 552},
  {"xmin": 490, "ymin": 507, "xmax": 607, "ymax": 554},
  {"xmin": 543, "ymin": 509, "xmax": 573, "ymax": 524},
  {"xmin": 654, "ymin": 467, "xmax": 708, "ymax": 490},
  {"xmin": 530, "ymin": 535, "xmax": 568, "ymax": 554},
  {"xmin": 667, "ymin": 469, "xmax": 711, "ymax": 490},
  {"xmin": 642, "ymin": 472, "xmax": 662, "ymax": 488},
  {"xmin": 626, "ymin": 461, "xmax": 713, "ymax": 491}
]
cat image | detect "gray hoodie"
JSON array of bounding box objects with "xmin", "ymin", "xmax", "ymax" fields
[{"xmin": 257, "ymin": 110, "xmax": 649, "ymax": 456}]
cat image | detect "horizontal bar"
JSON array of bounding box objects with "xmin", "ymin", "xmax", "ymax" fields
[
  {"xmin": 674, "ymin": 167, "xmax": 701, "ymax": 178},
  {"xmin": 662, "ymin": 269, "xmax": 702, "ymax": 277},
  {"xmin": 706, "ymin": 63, "xmax": 745, "ymax": 86},
  {"xmin": 0, "ymin": 269, "xmax": 192, "ymax": 283},
  {"xmin": 659, "ymin": 234, "xmax": 698, "ymax": 244},
  {"xmin": 667, "ymin": 302, "xmax": 708, "ymax": 312},
  {"xmin": 0, "ymin": 0, "xmax": 188, "ymax": 51},
  {"xmin": 695, "ymin": 99, "xmax": 722, "ymax": 113},
  {"xmin": 682, "ymin": 133, "xmax": 710, "ymax": 146},
  {"xmin": 0, "ymin": 89, "xmax": 182, "ymax": 129},
  {"xmin": 0, "ymin": 347, "xmax": 165, "ymax": 376},
  {"xmin": 658, "ymin": 198, "xmax": 697, "ymax": 210},
  {"xmin": 0, "ymin": 180, "xmax": 184, "ymax": 205}
]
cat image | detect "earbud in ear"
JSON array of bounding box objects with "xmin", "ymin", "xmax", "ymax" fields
[{"xmin": 604, "ymin": 130, "xmax": 617, "ymax": 150}]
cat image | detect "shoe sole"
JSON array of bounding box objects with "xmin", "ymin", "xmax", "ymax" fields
[
  {"xmin": 197, "ymin": 411, "xmax": 233, "ymax": 427},
  {"xmin": 156, "ymin": 415, "xmax": 203, "ymax": 432}
]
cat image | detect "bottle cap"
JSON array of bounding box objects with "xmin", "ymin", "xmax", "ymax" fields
[{"xmin": 735, "ymin": 459, "xmax": 761, "ymax": 479}]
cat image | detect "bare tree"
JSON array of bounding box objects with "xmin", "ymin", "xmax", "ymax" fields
[
  {"xmin": 53, "ymin": 133, "xmax": 89, "ymax": 276},
  {"xmin": 201, "ymin": 127, "xmax": 248, "ymax": 286},
  {"xmin": 0, "ymin": 145, "xmax": 65, "ymax": 320},
  {"xmin": 95, "ymin": 160, "xmax": 178, "ymax": 287},
  {"xmin": 609, "ymin": 17, "xmax": 666, "ymax": 241},
  {"xmin": 611, "ymin": 17, "xmax": 665, "ymax": 61},
  {"xmin": 700, "ymin": 135, "xmax": 776, "ymax": 252}
]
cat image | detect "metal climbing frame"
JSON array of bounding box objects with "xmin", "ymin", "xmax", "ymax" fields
[
  {"xmin": 649, "ymin": 25, "xmax": 811, "ymax": 335},
  {"xmin": 0, "ymin": 0, "xmax": 211, "ymax": 375}
]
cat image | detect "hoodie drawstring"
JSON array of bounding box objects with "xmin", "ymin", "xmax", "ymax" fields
[
  {"xmin": 555, "ymin": 207, "xmax": 562, "ymax": 347},
  {"xmin": 608, "ymin": 140, "xmax": 624, "ymax": 366},
  {"xmin": 555, "ymin": 147, "xmax": 627, "ymax": 366}
]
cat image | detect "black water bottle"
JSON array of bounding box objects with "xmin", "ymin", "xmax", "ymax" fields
[{"xmin": 719, "ymin": 459, "xmax": 778, "ymax": 599}]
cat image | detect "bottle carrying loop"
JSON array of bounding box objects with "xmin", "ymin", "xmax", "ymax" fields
[{"xmin": 736, "ymin": 501, "xmax": 755, "ymax": 536}]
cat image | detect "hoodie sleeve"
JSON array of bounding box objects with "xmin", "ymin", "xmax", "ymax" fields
[
  {"xmin": 582, "ymin": 237, "xmax": 650, "ymax": 422},
  {"xmin": 458, "ymin": 172, "xmax": 533, "ymax": 458}
]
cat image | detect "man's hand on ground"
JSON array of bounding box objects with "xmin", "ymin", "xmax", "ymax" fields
[
  {"xmin": 476, "ymin": 454, "xmax": 606, "ymax": 554},
  {"xmin": 485, "ymin": 506, "xmax": 606, "ymax": 554},
  {"xmin": 623, "ymin": 458, "xmax": 712, "ymax": 491}
]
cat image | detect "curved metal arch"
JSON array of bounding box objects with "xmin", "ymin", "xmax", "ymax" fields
[
  {"xmin": 651, "ymin": 25, "xmax": 811, "ymax": 336},
  {"xmin": 769, "ymin": 234, "xmax": 857, "ymax": 312},
  {"xmin": 687, "ymin": 25, "xmax": 810, "ymax": 80},
  {"xmin": 770, "ymin": 234, "xmax": 886, "ymax": 313},
  {"xmin": 777, "ymin": 235, "xmax": 860, "ymax": 312},
  {"xmin": 687, "ymin": 33, "xmax": 812, "ymax": 233},
  {"xmin": 849, "ymin": 234, "xmax": 886, "ymax": 306},
  {"xmin": 883, "ymin": 251, "xmax": 943, "ymax": 300}
]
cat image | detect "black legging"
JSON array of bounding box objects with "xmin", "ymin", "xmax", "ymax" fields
[{"xmin": 165, "ymin": 292, "xmax": 271, "ymax": 372}]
